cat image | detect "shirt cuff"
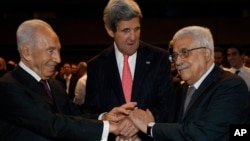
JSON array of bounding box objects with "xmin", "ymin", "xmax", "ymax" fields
[
  {"xmin": 98, "ymin": 112, "xmax": 107, "ymax": 120},
  {"xmin": 101, "ymin": 121, "xmax": 109, "ymax": 141}
]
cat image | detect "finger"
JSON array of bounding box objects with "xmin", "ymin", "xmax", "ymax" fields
[
  {"xmin": 146, "ymin": 109, "xmax": 155, "ymax": 121},
  {"xmin": 119, "ymin": 118, "xmax": 138, "ymax": 138},
  {"xmin": 121, "ymin": 102, "xmax": 137, "ymax": 109}
]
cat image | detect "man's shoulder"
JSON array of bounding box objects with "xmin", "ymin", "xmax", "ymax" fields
[{"xmin": 242, "ymin": 66, "xmax": 250, "ymax": 73}]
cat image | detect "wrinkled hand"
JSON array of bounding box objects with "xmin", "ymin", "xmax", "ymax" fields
[
  {"xmin": 109, "ymin": 116, "xmax": 138, "ymax": 137},
  {"xmin": 116, "ymin": 134, "xmax": 141, "ymax": 141},
  {"xmin": 118, "ymin": 117, "xmax": 139, "ymax": 138},
  {"xmin": 103, "ymin": 102, "xmax": 137, "ymax": 122},
  {"xmin": 129, "ymin": 109, "xmax": 154, "ymax": 133}
]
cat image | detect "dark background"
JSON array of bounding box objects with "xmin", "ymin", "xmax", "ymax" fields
[{"xmin": 1, "ymin": 0, "xmax": 250, "ymax": 64}]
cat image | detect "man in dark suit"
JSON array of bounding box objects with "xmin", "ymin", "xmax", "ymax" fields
[
  {"xmin": 129, "ymin": 26, "xmax": 249, "ymax": 141},
  {"xmin": 84, "ymin": 0, "xmax": 174, "ymax": 140},
  {"xmin": 0, "ymin": 19, "xmax": 138, "ymax": 141},
  {"xmin": 55, "ymin": 62, "xmax": 79, "ymax": 100}
]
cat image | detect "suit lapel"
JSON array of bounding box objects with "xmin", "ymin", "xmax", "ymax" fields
[
  {"xmin": 105, "ymin": 46, "xmax": 126, "ymax": 103},
  {"xmin": 131, "ymin": 45, "xmax": 151, "ymax": 101},
  {"xmin": 13, "ymin": 66, "xmax": 54, "ymax": 104},
  {"xmin": 181, "ymin": 65, "xmax": 221, "ymax": 120}
]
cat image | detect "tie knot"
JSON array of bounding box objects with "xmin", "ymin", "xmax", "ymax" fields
[
  {"xmin": 40, "ymin": 79, "xmax": 47, "ymax": 85},
  {"xmin": 123, "ymin": 55, "xmax": 129, "ymax": 62},
  {"xmin": 235, "ymin": 70, "xmax": 240, "ymax": 74},
  {"xmin": 187, "ymin": 86, "xmax": 196, "ymax": 96}
]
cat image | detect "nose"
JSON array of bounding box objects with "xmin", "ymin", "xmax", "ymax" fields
[
  {"xmin": 53, "ymin": 50, "xmax": 61, "ymax": 63},
  {"xmin": 129, "ymin": 30, "xmax": 136, "ymax": 41}
]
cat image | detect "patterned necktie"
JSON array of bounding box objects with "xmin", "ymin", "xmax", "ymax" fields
[
  {"xmin": 122, "ymin": 55, "xmax": 132, "ymax": 103},
  {"xmin": 184, "ymin": 86, "xmax": 196, "ymax": 113},
  {"xmin": 40, "ymin": 79, "xmax": 53, "ymax": 99}
]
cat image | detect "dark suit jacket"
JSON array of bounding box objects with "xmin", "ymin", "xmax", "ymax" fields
[
  {"xmin": 84, "ymin": 41, "xmax": 174, "ymax": 140},
  {"xmin": 152, "ymin": 65, "xmax": 249, "ymax": 141},
  {"xmin": 0, "ymin": 66, "xmax": 103, "ymax": 141}
]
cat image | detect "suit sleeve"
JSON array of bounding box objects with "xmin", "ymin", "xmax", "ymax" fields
[
  {"xmin": 0, "ymin": 80, "xmax": 104, "ymax": 141},
  {"xmin": 151, "ymin": 76, "xmax": 249, "ymax": 141}
]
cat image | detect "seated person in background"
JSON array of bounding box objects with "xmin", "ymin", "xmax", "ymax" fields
[{"xmin": 129, "ymin": 25, "xmax": 249, "ymax": 141}]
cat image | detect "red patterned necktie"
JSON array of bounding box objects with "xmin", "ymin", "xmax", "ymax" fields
[
  {"xmin": 122, "ymin": 55, "xmax": 132, "ymax": 103},
  {"xmin": 40, "ymin": 79, "xmax": 53, "ymax": 99}
]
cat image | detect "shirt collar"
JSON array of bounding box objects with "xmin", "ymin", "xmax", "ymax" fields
[
  {"xmin": 19, "ymin": 61, "xmax": 41, "ymax": 82},
  {"xmin": 192, "ymin": 63, "xmax": 215, "ymax": 89}
]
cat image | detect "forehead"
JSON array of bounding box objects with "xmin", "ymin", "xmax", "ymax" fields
[
  {"xmin": 214, "ymin": 52, "xmax": 223, "ymax": 56},
  {"xmin": 227, "ymin": 48, "xmax": 239, "ymax": 54},
  {"xmin": 173, "ymin": 36, "xmax": 194, "ymax": 50},
  {"xmin": 63, "ymin": 64, "xmax": 71, "ymax": 67},
  {"xmin": 116, "ymin": 17, "xmax": 140, "ymax": 29}
]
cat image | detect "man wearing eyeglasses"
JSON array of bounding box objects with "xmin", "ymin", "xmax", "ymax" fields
[{"xmin": 128, "ymin": 25, "xmax": 249, "ymax": 141}]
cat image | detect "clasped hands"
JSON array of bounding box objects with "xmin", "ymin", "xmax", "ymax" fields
[{"xmin": 104, "ymin": 102, "xmax": 155, "ymax": 140}]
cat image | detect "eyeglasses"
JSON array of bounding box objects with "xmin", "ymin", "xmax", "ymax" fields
[{"xmin": 169, "ymin": 47, "xmax": 206, "ymax": 62}]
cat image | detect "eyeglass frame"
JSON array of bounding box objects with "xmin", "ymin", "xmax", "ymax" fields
[{"xmin": 169, "ymin": 47, "xmax": 206, "ymax": 62}]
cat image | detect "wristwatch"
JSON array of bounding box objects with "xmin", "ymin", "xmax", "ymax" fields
[{"xmin": 147, "ymin": 122, "xmax": 155, "ymax": 137}]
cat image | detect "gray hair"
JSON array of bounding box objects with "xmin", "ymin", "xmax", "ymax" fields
[
  {"xmin": 103, "ymin": 0, "xmax": 142, "ymax": 32},
  {"xmin": 172, "ymin": 26, "xmax": 214, "ymax": 53},
  {"xmin": 16, "ymin": 19, "xmax": 53, "ymax": 53},
  {"xmin": 78, "ymin": 61, "xmax": 87, "ymax": 70}
]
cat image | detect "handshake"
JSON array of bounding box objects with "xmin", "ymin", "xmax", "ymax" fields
[{"xmin": 103, "ymin": 102, "xmax": 155, "ymax": 140}]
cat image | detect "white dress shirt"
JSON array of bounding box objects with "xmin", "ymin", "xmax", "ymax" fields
[
  {"xmin": 74, "ymin": 73, "xmax": 87, "ymax": 105},
  {"xmin": 226, "ymin": 66, "xmax": 250, "ymax": 91}
]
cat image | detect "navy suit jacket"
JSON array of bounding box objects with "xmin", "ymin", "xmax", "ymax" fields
[
  {"xmin": 84, "ymin": 41, "xmax": 174, "ymax": 140},
  {"xmin": 85, "ymin": 41, "xmax": 173, "ymax": 121},
  {"xmin": 0, "ymin": 66, "xmax": 103, "ymax": 141},
  {"xmin": 152, "ymin": 65, "xmax": 249, "ymax": 141}
]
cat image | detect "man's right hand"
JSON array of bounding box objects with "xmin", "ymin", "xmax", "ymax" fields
[{"xmin": 103, "ymin": 102, "xmax": 137, "ymax": 122}]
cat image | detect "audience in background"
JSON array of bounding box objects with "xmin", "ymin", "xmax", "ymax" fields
[
  {"xmin": 225, "ymin": 45, "xmax": 250, "ymax": 91},
  {"xmin": 56, "ymin": 62, "xmax": 78, "ymax": 100},
  {"xmin": 71, "ymin": 63, "xmax": 79, "ymax": 77},
  {"xmin": 74, "ymin": 61, "xmax": 87, "ymax": 106},
  {"xmin": 7, "ymin": 60, "xmax": 17, "ymax": 71},
  {"xmin": 244, "ymin": 55, "xmax": 250, "ymax": 68},
  {"xmin": 214, "ymin": 46, "xmax": 226, "ymax": 69}
]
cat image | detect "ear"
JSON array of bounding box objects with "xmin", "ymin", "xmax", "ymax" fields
[
  {"xmin": 104, "ymin": 24, "xmax": 114, "ymax": 38},
  {"xmin": 205, "ymin": 48, "xmax": 212, "ymax": 61},
  {"xmin": 20, "ymin": 45, "xmax": 32, "ymax": 61}
]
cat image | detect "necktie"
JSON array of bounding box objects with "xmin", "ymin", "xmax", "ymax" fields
[
  {"xmin": 235, "ymin": 70, "xmax": 240, "ymax": 75},
  {"xmin": 40, "ymin": 79, "xmax": 53, "ymax": 99},
  {"xmin": 184, "ymin": 86, "xmax": 196, "ymax": 113},
  {"xmin": 122, "ymin": 55, "xmax": 132, "ymax": 103}
]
